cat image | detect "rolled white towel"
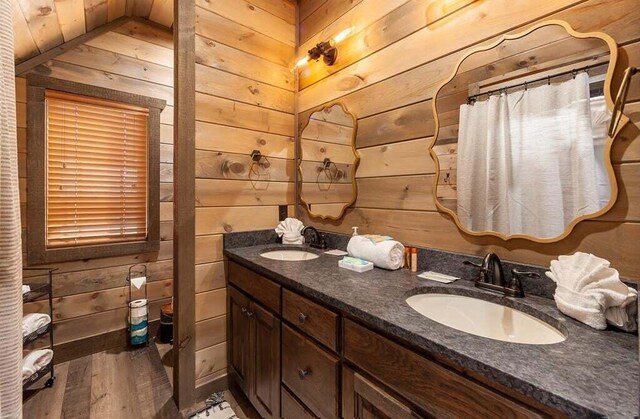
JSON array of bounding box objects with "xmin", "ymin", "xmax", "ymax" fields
[
  {"xmin": 22, "ymin": 349, "xmax": 53, "ymax": 383},
  {"xmin": 347, "ymin": 235, "xmax": 405, "ymax": 270},
  {"xmin": 22, "ymin": 313, "xmax": 51, "ymax": 338}
]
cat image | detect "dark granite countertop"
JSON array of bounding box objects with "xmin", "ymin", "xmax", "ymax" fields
[{"xmin": 225, "ymin": 242, "xmax": 638, "ymax": 418}]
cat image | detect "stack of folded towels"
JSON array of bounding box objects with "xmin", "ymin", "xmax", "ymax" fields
[
  {"xmin": 546, "ymin": 252, "xmax": 637, "ymax": 331},
  {"xmin": 22, "ymin": 313, "xmax": 51, "ymax": 339},
  {"xmin": 22, "ymin": 349, "xmax": 53, "ymax": 384},
  {"xmin": 347, "ymin": 234, "xmax": 405, "ymax": 270},
  {"xmin": 275, "ymin": 218, "xmax": 305, "ymax": 244}
]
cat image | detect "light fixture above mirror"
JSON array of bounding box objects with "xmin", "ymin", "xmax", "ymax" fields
[{"xmin": 294, "ymin": 27, "xmax": 353, "ymax": 69}]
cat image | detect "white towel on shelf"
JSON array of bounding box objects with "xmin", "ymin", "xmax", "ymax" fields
[
  {"xmin": 347, "ymin": 235, "xmax": 405, "ymax": 271},
  {"xmin": 22, "ymin": 313, "xmax": 51, "ymax": 337},
  {"xmin": 22, "ymin": 285, "xmax": 30, "ymax": 295},
  {"xmin": 546, "ymin": 252, "xmax": 637, "ymax": 331},
  {"xmin": 22, "ymin": 349, "xmax": 53, "ymax": 383},
  {"xmin": 275, "ymin": 218, "xmax": 305, "ymax": 245}
]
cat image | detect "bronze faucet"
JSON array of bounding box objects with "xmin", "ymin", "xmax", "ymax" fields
[{"xmin": 464, "ymin": 253, "xmax": 539, "ymax": 298}]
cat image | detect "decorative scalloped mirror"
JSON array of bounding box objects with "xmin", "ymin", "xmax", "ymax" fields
[
  {"xmin": 298, "ymin": 103, "xmax": 359, "ymax": 220},
  {"xmin": 430, "ymin": 20, "xmax": 628, "ymax": 243}
]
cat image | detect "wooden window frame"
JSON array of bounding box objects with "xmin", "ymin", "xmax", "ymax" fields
[{"xmin": 26, "ymin": 74, "xmax": 166, "ymax": 265}]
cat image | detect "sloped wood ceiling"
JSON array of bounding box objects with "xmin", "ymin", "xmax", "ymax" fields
[{"xmin": 12, "ymin": 0, "xmax": 173, "ymax": 64}]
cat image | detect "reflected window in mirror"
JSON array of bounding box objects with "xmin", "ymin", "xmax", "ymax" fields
[
  {"xmin": 431, "ymin": 21, "xmax": 626, "ymax": 242},
  {"xmin": 299, "ymin": 103, "xmax": 358, "ymax": 220}
]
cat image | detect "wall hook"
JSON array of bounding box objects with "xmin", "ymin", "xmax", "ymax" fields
[{"xmin": 249, "ymin": 150, "xmax": 271, "ymax": 190}]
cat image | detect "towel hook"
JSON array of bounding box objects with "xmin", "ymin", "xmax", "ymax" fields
[
  {"xmin": 249, "ymin": 150, "xmax": 271, "ymax": 190},
  {"xmin": 317, "ymin": 158, "xmax": 344, "ymax": 191}
]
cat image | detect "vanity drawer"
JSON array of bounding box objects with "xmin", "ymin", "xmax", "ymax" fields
[
  {"xmin": 228, "ymin": 261, "xmax": 280, "ymax": 312},
  {"xmin": 281, "ymin": 386, "xmax": 317, "ymax": 419},
  {"xmin": 343, "ymin": 319, "xmax": 547, "ymax": 419},
  {"xmin": 282, "ymin": 289, "xmax": 338, "ymax": 351},
  {"xmin": 282, "ymin": 324, "xmax": 339, "ymax": 419}
]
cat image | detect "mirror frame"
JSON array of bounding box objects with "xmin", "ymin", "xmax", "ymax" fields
[
  {"xmin": 429, "ymin": 19, "xmax": 629, "ymax": 243},
  {"xmin": 298, "ymin": 102, "xmax": 360, "ymax": 220}
]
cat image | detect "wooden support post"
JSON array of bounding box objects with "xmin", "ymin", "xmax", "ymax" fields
[{"xmin": 173, "ymin": 0, "xmax": 196, "ymax": 410}]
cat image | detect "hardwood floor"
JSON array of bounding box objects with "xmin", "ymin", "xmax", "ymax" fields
[{"xmin": 23, "ymin": 343, "xmax": 180, "ymax": 419}]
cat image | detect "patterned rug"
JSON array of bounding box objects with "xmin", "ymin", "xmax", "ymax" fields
[{"xmin": 190, "ymin": 392, "xmax": 238, "ymax": 419}]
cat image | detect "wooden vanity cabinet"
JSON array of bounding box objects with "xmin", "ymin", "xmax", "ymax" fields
[
  {"xmin": 342, "ymin": 367, "xmax": 422, "ymax": 419},
  {"xmin": 228, "ymin": 286, "xmax": 252, "ymax": 394},
  {"xmin": 228, "ymin": 262, "xmax": 282, "ymax": 418},
  {"xmin": 227, "ymin": 262, "xmax": 565, "ymax": 419}
]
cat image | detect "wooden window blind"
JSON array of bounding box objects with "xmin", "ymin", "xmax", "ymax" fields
[{"xmin": 45, "ymin": 90, "xmax": 149, "ymax": 249}]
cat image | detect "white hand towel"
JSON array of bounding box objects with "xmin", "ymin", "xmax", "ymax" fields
[
  {"xmin": 22, "ymin": 349, "xmax": 53, "ymax": 383},
  {"xmin": 346, "ymin": 235, "xmax": 405, "ymax": 270},
  {"xmin": 22, "ymin": 313, "xmax": 51, "ymax": 337},
  {"xmin": 22, "ymin": 285, "xmax": 30, "ymax": 295},
  {"xmin": 546, "ymin": 252, "xmax": 637, "ymax": 330},
  {"xmin": 275, "ymin": 218, "xmax": 305, "ymax": 245},
  {"xmin": 275, "ymin": 218, "xmax": 304, "ymax": 237}
]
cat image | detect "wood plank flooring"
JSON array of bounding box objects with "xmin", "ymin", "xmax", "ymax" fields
[{"xmin": 23, "ymin": 343, "xmax": 180, "ymax": 419}]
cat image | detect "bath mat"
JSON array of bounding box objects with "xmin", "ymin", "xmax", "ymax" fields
[{"xmin": 190, "ymin": 392, "xmax": 238, "ymax": 419}]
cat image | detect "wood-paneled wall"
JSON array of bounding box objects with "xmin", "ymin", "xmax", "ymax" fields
[
  {"xmin": 17, "ymin": 20, "xmax": 178, "ymax": 356},
  {"xmin": 297, "ymin": 0, "xmax": 640, "ymax": 281},
  {"xmin": 193, "ymin": 0, "xmax": 296, "ymax": 388}
]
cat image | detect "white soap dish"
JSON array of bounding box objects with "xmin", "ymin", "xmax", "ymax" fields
[{"xmin": 339, "ymin": 259, "xmax": 374, "ymax": 273}]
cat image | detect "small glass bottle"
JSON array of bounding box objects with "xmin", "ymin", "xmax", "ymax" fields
[{"xmin": 411, "ymin": 248, "xmax": 418, "ymax": 273}]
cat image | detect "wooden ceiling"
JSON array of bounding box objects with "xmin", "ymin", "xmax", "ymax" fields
[{"xmin": 12, "ymin": 0, "xmax": 173, "ymax": 64}]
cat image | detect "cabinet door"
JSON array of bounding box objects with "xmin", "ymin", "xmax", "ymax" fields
[
  {"xmin": 342, "ymin": 367, "xmax": 421, "ymax": 419},
  {"xmin": 228, "ymin": 286, "xmax": 252, "ymax": 395},
  {"xmin": 250, "ymin": 302, "xmax": 281, "ymax": 419}
]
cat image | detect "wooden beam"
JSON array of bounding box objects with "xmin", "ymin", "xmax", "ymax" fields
[
  {"xmin": 173, "ymin": 0, "xmax": 196, "ymax": 410},
  {"xmin": 14, "ymin": 16, "xmax": 132, "ymax": 76}
]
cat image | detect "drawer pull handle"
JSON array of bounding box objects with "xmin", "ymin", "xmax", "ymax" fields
[
  {"xmin": 297, "ymin": 313, "xmax": 307, "ymax": 323},
  {"xmin": 246, "ymin": 310, "xmax": 254, "ymax": 318},
  {"xmin": 298, "ymin": 368, "xmax": 310, "ymax": 379},
  {"xmin": 241, "ymin": 307, "xmax": 247, "ymax": 315}
]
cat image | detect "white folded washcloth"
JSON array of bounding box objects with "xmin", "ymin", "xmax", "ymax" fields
[
  {"xmin": 22, "ymin": 313, "xmax": 51, "ymax": 337},
  {"xmin": 275, "ymin": 218, "xmax": 305, "ymax": 245},
  {"xmin": 22, "ymin": 349, "xmax": 53, "ymax": 383},
  {"xmin": 347, "ymin": 235, "xmax": 405, "ymax": 270},
  {"xmin": 546, "ymin": 252, "xmax": 637, "ymax": 331},
  {"xmin": 22, "ymin": 285, "xmax": 30, "ymax": 295}
]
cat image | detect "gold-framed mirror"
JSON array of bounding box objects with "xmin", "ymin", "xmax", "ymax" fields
[
  {"xmin": 430, "ymin": 20, "xmax": 629, "ymax": 243},
  {"xmin": 298, "ymin": 103, "xmax": 359, "ymax": 220}
]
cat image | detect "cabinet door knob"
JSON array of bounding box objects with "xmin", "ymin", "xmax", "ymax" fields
[
  {"xmin": 241, "ymin": 307, "xmax": 247, "ymax": 315},
  {"xmin": 246, "ymin": 310, "xmax": 254, "ymax": 318},
  {"xmin": 298, "ymin": 368, "xmax": 310, "ymax": 379},
  {"xmin": 297, "ymin": 313, "xmax": 307, "ymax": 323}
]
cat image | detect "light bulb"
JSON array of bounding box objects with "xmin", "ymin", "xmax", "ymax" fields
[
  {"xmin": 332, "ymin": 27, "xmax": 353, "ymax": 45},
  {"xmin": 294, "ymin": 55, "xmax": 310, "ymax": 69}
]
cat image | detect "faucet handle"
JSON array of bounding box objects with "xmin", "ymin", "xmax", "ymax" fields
[
  {"xmin": 463, "ymin": 260, "xmax": 484, "ymax": 268},
  {"xmin": 511, "ymin": 269, "xmax": 541, "ymax": 279}
]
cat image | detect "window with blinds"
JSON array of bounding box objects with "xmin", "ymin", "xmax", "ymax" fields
[{"xmin": 45, "ymin": 90, "xmax": 149, "ymax": 249}]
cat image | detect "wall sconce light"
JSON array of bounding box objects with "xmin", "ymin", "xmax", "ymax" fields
[{"xmin": 294, "ymin": 27, "xmax": 353, "ymax": 69}]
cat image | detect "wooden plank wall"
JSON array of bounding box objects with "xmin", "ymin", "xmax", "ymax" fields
[
  {"xmin": 12, "ymin": 0, "xmax": 174, "ymax": 64},
  {"xmin": 193, "ymin": 0, "xmax": 296, "ymax": 388},
  {"xmin": 297, "ymin": 0, "xmax": 640, "ymax": 281},
  {"xmin": 17, "ymin": 20, "xmax": 177, "ymax": 354}
]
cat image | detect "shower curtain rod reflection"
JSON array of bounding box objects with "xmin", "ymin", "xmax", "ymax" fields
[{"xmin": 467, "ymin": 63, "xmax": 602, "ymax": 103}]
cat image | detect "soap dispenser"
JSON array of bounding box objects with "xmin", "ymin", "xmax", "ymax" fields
[{"xmin": 352, "ymin": 226, "xmax": 359, "ymax": 236}]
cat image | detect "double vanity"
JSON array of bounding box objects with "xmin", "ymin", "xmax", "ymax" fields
[{"xmin": 224, "ymin": 231, "xmax": 638, "ymax": 418}]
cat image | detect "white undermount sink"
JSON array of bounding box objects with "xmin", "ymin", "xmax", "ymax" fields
[
  {"xmin": 260, "ymin": 250, "xmax": 319, "ymax": 261},
  {"xmin": 406, "ymin": 293, "xmax": 566, "ymax": 345}
]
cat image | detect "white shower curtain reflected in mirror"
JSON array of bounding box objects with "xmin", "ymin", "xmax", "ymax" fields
[
  {"xmin": 457, "ymin": 72, "xmax": 610, "ymax": 238},
  {"xmin": 0, "ymin": 1, "xmax": 23, "ymax": 417}
]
